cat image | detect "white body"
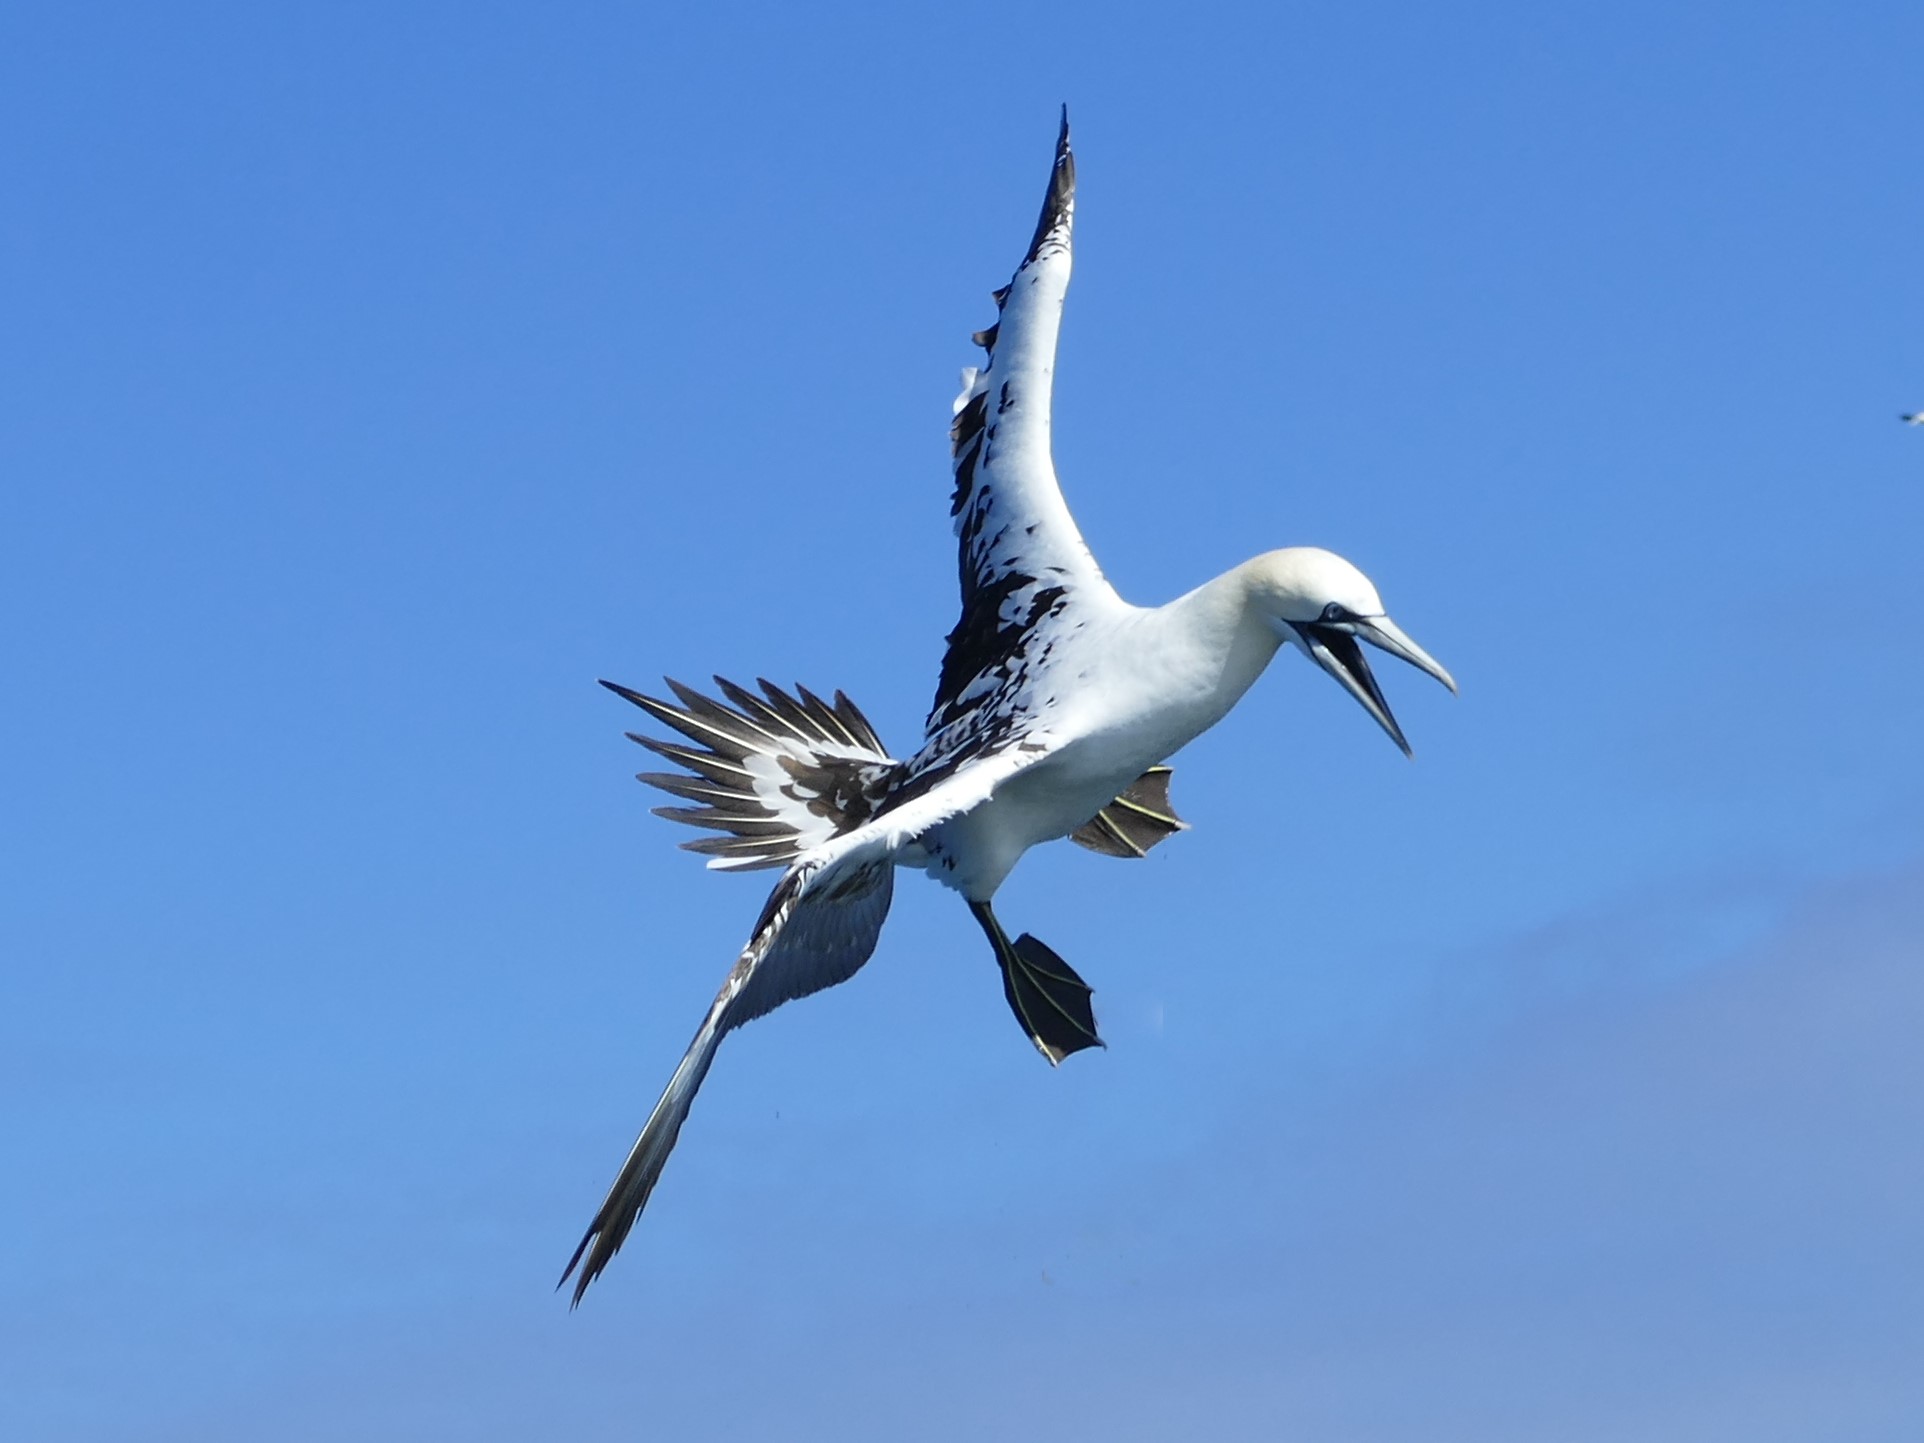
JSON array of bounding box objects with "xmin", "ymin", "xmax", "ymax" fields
[
  {"xmin": 920, "ymin": 565, "xmax": 1285, "ymax": 896},
  {"xmin": 561, "ymin": 116, "xmax": 1454, "ymax": 1303}
]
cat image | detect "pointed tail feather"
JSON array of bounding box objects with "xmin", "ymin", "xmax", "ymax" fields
[{"xmin": 603, "ymin": 676, "xmax": 902, "ymax": 872}]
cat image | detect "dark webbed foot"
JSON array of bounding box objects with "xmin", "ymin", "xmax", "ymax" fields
[
  {"xmin": 969, "ymin": 901, "xmax": 1104, "ymax": 1064},
  {"xmin": 1069, "ymin": 765, "xmax": 1188, "ymax": 859},
  {"xmin": 1007, "ymin": 932, "xmax": 1103, "ymax": 1064}
]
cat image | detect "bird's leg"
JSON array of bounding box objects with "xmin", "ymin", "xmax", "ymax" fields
[{"xmin": 967, "ymin": 900, "xmax": 1104, "ymax": 1065}]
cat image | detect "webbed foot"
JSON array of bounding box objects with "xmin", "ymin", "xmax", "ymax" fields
[{"xmin": 969, "ymin": 902, "xmax": 1104, "ymax": 1064}]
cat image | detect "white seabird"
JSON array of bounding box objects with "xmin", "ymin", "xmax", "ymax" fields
[
  {"xmin": 561, "ymin": 111, "xmax": 1455, "ymax": 1303},
  {"xmin": 1902, "ymin": 411, "xmax": 1923, "ymax": 424}
]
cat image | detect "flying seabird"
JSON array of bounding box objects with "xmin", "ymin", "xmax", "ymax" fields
[
  {"xmin": 561, "ymin": 111, "xmax": 1455, "ymax": 1303},
  {"xmin": 1902, "ymin": 412, "xmax": 1923, "ymax": 424}
]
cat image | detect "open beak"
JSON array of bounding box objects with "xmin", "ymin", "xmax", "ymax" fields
[{"xmin": 1299, "ymin": 616, "xmax": 1455, "ymax": 757}]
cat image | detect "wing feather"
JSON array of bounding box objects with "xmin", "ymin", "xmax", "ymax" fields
[
  {"xmin": 928, "ymin": 110, "xmax": 1122, "ymax": 749},
  {"xmin": 560, "ymin": 853, "xmax": 894, "ymax": 1304},
  {"xmin": 561, "ymin": 746, "xmax": 1047, "ymax": 1302}
]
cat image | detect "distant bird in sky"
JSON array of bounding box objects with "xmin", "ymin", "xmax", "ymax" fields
[
  {"xmin": 1902, "ymin": 411, "xmax": 1923, "ymax": 425},
  {"xmin": 561, "ymin": 110, "xmax": 1455, "ymax": 1303}
]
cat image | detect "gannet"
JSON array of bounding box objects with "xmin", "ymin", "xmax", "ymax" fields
[{"xmin": 561, "ymin": 111, "xmax": 1455, "ymax": 1303}]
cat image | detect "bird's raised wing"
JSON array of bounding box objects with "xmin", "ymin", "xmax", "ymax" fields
[
  {"xmin": 560, "ymin": 743, "xmax": 1047, "ymax": 1303},
  {"xmin": 928, "ymin": 111, "xmax": 1122, "ymax": 757}
]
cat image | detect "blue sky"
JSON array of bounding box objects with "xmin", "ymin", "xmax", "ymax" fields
[{"xmin": 4, "ymin": 2, "xmax": 1922, "ymax": 1438}]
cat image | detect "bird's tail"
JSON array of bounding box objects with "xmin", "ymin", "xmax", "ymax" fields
[{"xmin": 601, "ymin": 676, "xmax": 903, "ymax": 872}]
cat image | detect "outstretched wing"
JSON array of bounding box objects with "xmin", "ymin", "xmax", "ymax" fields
[
  {"xmin": 561, "ymin": 743, "xmax": 1048, "ymax": 1303},
  {"xmin": 560, "ymin": 851, "xmax": 894, "ymax": 1304},
  {"xmin": 928, "ymin": 110, "xmax": 1124, "ymax": 762}
]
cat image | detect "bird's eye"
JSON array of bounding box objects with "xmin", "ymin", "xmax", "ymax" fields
[{"xmin": 1321, "ymin": 602, "xmax": 1348, "ymax": 623}]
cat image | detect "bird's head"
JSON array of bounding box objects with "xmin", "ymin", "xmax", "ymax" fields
[{"xmin": 1247, "ymin": 547, "xmax": 1456, "ymax": 756}]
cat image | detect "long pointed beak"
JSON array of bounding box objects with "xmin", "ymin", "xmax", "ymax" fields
[
  {"xmin": 1353, "ymin": 615, "xmax": 1456, "ymax": 695},
  {"xmin": 1299, "ymin": 615, "xmax": 1454, "ymax": 757}
]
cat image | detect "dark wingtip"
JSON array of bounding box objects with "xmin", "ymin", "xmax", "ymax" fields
[
  {"xmin": 558, "ymin": 1228, "xmax": 595, "ymax": 1308},
  {"xmin": 1022, "ymin": 106, "xmax": 1076, "ymax": 265}
]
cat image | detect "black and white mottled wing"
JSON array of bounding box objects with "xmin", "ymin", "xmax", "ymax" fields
[
  {"xmin": 560, "ymin": 742, "xmax": 1050, "ymax": 1303},
  {"xmin": 925, "ymin": 110, "xmax": 1123, "ymax": 771},
  {"xmin": 560, "ymin": 848, "xmax": 894, "ymax": 1304}
]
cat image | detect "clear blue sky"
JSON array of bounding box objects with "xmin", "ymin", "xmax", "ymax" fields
[{"xmin": 5, "ymin": 3, "xmax": 1922, "ymax": 1438}]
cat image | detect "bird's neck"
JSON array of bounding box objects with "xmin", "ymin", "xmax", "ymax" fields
[
  {"xmin": 1171, "ymin": 556, "xmax": 1287, "ymax": 695},
  {"xmin": 1112, "ymin": 560, "xmax": 1284, "ymax": 755}
]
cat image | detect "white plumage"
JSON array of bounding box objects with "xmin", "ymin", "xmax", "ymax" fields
[{"xmin": 561, "ymin": 112, "xmax": 1455, "ymax": 1303}]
